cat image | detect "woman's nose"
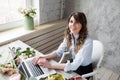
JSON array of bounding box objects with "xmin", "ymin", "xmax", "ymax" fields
[{"xmin": 71, "ymin": 23, "xmax": 75, "ymax": 26}]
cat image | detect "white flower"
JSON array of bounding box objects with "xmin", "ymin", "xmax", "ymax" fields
[
  {"xmin": 18, "ymin": 8, "xmax": 36, "ymax": 17},
  {"xmin": 29, "ymin": 13, "xmax": 35, "ymax": 17}
]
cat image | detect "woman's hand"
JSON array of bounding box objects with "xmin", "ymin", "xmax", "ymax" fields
[
  {"xmin": 37, "ymin": 58, "xmax": 52, "ymax": 68},
  {"xmin": 33, "ymin": 55, "xmax": 52, "ymax": 68},
  {"xmin": 33, "ymin": 55, "xmax": 45, "ymax": 65},
  {"xmin": 33, "ymin": 52, "xmax": 57, "ymax": 65}
]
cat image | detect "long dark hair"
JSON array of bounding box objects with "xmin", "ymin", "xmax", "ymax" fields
[{"xmin": 64, "ymin": 12, "xmax": 88, "ymax": 53}]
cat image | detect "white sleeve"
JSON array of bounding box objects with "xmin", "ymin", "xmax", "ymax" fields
[{"xmin": 55, "ymin": 38, "xmax": 67, "ymax": 57}]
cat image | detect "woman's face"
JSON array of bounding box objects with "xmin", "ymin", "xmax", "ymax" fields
[{"xmin": 68, "ymin": 16, "xmax": 82, "ymax": 35}]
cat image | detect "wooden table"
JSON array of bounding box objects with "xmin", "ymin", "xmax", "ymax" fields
[
  {"xmin": 0, "ymin": 40, "xmax": 83, "ymax": 80},
  {"xmin": 95, "ymin": 67, "xmax": 120, "ymax": 80}
]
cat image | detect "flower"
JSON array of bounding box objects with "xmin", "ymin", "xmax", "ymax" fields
[{"xmin": 18, "ymin": 8, "xmax": 36, "ymax": 17}]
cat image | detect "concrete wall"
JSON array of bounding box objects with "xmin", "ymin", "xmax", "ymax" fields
[
  {"xmin": 64, "ymin": 0, "xmax": 81, "ymax": 17},
  {"xmin": 39, "ymin": 0, "xmax": 65, "ymax": 24},
  {"xmin": 64, "ymin": 0, "xmax": 120, "ymax": 73}
]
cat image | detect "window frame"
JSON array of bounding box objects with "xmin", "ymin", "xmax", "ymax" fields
[{"xmin": 0, "ymin": 0, "xmax": 33, "ymax": 31}]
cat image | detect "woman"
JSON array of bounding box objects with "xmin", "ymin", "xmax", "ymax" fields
[{"xmin": 33, "ymin": 12, "xmax": 93, "ymax": 75}]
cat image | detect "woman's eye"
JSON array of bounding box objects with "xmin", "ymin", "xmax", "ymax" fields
[{"xmin": 70, "ymin": 20, "xmax": 73, "ymax": 23}]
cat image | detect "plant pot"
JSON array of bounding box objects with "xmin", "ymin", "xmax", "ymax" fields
[{"xmin": 24, "ymin": 16, "xmax": 34, "ymax": 30}]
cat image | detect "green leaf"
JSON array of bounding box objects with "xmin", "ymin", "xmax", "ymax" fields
[
  {"xmin": 13, "ymin": 47, "xmax": 36, "ymax": 58},
  {"xmin": 19, "ymin": 70, "xmax": 27, "ymax": 80}
]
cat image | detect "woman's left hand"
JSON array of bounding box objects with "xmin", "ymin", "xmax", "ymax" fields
[{"xmin": 37, "ymin": 58, "xmax": 52, "ymax": 68}]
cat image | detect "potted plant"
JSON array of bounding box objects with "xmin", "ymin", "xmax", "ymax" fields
[{"xmin": 18, "ymin": 8, "xmax": 36, "ymax": 30}]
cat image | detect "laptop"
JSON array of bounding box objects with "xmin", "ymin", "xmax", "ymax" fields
[
  {"xmin": 19, "ymin": 57, "xmax": 56, "ymax": 79},
  {"xmin": 8, "ymin": 47, "xmax": 56, "ymax": 80}
]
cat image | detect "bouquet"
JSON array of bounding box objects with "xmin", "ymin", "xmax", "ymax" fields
[{"xmin": 18, "ymin": 8, "xmax": 36, "ymax": 17}]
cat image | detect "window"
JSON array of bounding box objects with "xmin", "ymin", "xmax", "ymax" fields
[{"xmin": 0, "ymin": 0, "xmax": 33, "ymax": 31}]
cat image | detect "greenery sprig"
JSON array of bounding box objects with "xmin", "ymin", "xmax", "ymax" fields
[{"xmin": 13, "ymin": 47, "xmax": 35, "ymax": 58}]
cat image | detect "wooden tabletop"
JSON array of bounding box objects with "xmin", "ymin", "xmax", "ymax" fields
[{"xmin": 0, "ymin": 40, "xmax": 81, "ymax": 80}]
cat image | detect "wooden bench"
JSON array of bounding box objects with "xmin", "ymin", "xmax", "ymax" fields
[{"xmin": 0, "ymin": 20, "xmax": 67, "ymax": 54}]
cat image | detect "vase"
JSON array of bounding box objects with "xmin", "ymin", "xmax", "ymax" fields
[{"xmin": 24, "ymin": 16, "xmax": 34, "ymax": 30}]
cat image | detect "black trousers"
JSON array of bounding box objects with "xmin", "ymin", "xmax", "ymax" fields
[{"xmin": 68, "ymin": 59, "xmax": 93, "ymax": 75}]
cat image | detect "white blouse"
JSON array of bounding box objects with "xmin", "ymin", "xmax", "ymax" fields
[{"xmin": 55, "ymin": 34, "xmax": 93, "ymax": 72}]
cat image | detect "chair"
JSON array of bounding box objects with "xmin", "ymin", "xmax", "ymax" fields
[
  {"xmin": 58, "ymin": 52, "xmax": 69, "ymax": 63},
  {"xmin": 59, "ymin": 40, "xmax": 104, "ymax": 80}
]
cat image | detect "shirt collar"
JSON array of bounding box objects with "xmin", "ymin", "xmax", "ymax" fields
[
  {"xmin": 70, "ymin": 32, "xmax": 79, "ymax": 40},
  {"xmin": 74, "ymin": 34, "xmax": 79, "ymax": 40}
]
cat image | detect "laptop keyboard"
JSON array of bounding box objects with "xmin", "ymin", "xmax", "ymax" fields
[{"xmin": 25, "ymin": 60, "xmax": 44, "ymax": 77}]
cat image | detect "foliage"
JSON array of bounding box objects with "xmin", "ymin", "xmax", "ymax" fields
[
  {"xmin": 13, "ymin": 47, "xmax": 35, "ymax": 58},
  {"xmin": 19, "ymin": 70, "xmax": 26, "ymax": 80}
]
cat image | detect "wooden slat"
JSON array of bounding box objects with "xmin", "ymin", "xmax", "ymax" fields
[
  {"xmin": 36, "ymin": 37, "xmax": 63, "ymax": 52},
  {"xmin": 45, "ymin": 46, "xmax": 58, "ymax": 54},
  {"xmin": 19, "ymin": 25, "xmax": 65, "ymax": 42},
  {"xmin": 40, "ymin": 41, "xmax": 61, "ymax": 54},
  {"xmin": 31, "ymin": 34, "xmax": 63, "ymax": 48},
  {"xmin": 36, "ymin": 36, "xmax": 63, "ymax": 50},
  {"xmin": 21, "ymin": 25, "xmax": 65, "ymax": 54},
  {"xmin": 20, "ymin": 24, "xmax": 65, "ymax": 54},
  {"xmin": 44, "ymin": 40, "xmax": 63, "ymax": 54},
  {"xmin": 25, "ymin": 27, "xmax": 64, "ymax": 46},
  {"xmin": 26, "ymin": 29, "xmax": 64, "ymax": 46}
]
